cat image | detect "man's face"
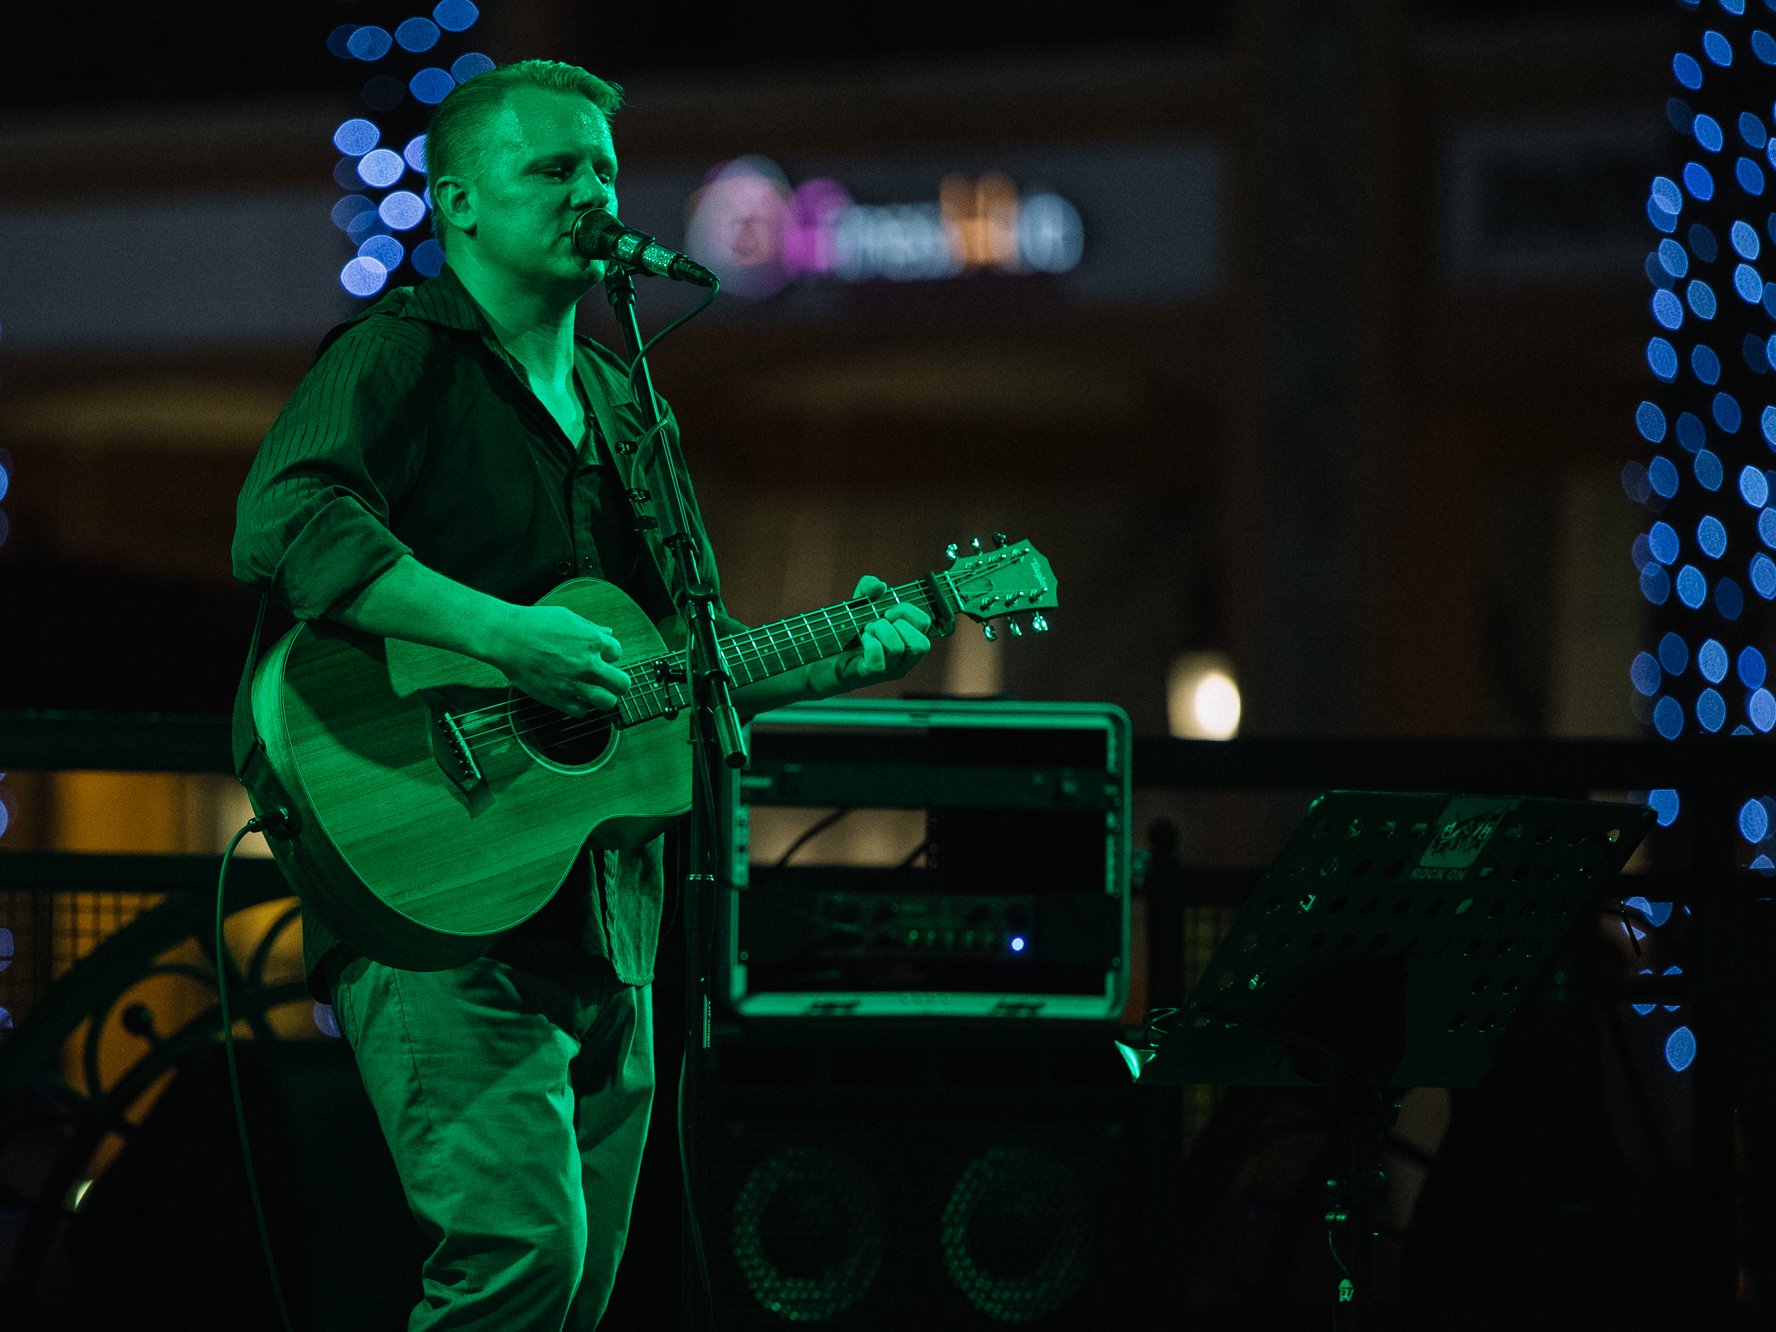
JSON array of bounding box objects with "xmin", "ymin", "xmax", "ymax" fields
[{"xmin": 446, "ymin": 86, "xmax": 618, "ymax": 295}]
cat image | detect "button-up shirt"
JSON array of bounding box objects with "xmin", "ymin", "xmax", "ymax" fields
[{"xmin": 233, "ymin": 263, "xmax": 739, "ymax": 993}]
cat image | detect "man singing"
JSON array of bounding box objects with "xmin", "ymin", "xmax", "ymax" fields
[{"xmin": 233, "ymin": 59, "xmax": 931, "ymax": 1329}]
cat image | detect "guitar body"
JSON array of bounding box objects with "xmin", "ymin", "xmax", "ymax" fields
[{"xmin": 252, "ymin": 577, "xmax": 691, "ymax": 971}]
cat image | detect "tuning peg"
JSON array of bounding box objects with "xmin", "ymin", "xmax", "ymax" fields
[
  {"xmin": 983, "ymin": 622, "xmax": 998, "ymax": 642},
  {"xmin": 971, "ymin": 537, "xmax": 982, "ymax": 553},
  {"xmin": 1007, "ymin": 618, "xmax": 1024, "ymax": 637},
  {"xmin": 993, "ymin": 532, "xmax": 1009, "ymax": 549},
  {"xmin": 945, "ymin": 543, "xmax": 958, "ymax": 559},
  {"xmin": 1031, "ymin": 613, "xmax": 1048, "ymax": 632}
]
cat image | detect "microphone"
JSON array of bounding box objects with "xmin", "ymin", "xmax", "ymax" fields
[{"xmin": 573, "ymin": 211, "xmax": 719, "ymax": 288}]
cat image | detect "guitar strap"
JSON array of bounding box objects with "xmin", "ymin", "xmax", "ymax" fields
[{"xmin": 231, "ymin": 592, "xmax": 299, "ymax": 838}]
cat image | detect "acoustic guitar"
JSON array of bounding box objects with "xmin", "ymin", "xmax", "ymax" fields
[{"xmin": 249, "ymin": 539, "xmax": 1058, "ymax": 970}]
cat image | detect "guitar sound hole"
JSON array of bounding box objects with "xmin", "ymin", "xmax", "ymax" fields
[{"xmin": 519, "ymin": 700, "xmax": 616, "ymax": 769}]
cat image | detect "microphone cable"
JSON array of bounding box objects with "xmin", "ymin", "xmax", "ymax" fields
[{"xmin": 217, "ymin": 818, "xmax": 298, "ymax": 1332}]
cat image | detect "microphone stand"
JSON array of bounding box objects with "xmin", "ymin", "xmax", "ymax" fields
[{"xmin": 603, "ymin": 265, "xmax": 744, "ymax": 1332}]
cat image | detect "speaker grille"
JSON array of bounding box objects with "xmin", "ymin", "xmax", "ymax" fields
[{"xmin": 708, "ymin": 1092, "xmax": 1134, "ymax": 1329}]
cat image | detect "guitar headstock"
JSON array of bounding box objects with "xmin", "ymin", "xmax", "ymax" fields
[{"xmin": 935, "ymin": 536, "xmax": 1058, "ymax": 640}]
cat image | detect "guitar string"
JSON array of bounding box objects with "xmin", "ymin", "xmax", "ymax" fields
[
  {"xmin": 444, "ymin": 577, "xmax": 939, "ymax": 733},
  {"xmin": 442, "ymin": 552, "xmax": 1041, "ymax": 752},
  {"xmin": 516, "ymin": 555, "xmax": 1037, "ymax": 743},
  {"xmin": 443, "ymin": 581, "xmax": 931, "ymax": 731},
  {"xmin": 471, "ymin": 582, "xmax": 939, "ymax": 746}
]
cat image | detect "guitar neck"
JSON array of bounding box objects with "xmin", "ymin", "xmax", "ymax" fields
[{"xmin": 616, "ymin": 577, "xmax": 951, "ymax": 727}]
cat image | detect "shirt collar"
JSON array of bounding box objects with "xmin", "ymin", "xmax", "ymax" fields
[
  {"xmin": 398, "ymin": 261, "xmax": 490, "ymax": 335},
  {"xmin": 404, "ymin": 263, "xmax": 631, "ymax": 464}
]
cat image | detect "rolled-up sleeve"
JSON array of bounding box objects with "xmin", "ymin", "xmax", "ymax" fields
[{"xmin": 232, "ymin": 316, "xmax": 434, "ymax": 620}]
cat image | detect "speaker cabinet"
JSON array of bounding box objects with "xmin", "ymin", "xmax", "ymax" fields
[{"xmin": 702, "ymin": 1032, "xmax": 1161, "ymax": 1329}]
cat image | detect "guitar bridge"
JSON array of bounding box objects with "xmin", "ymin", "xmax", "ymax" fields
[{"xmin": 437, "ymin": 712, "xmax": 485, "ymax": 783}]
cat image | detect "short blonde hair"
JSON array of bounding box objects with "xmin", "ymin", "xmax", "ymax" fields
[{"xmin": 426, "ymin": 59, "xmax": 623, "ymax": 247}]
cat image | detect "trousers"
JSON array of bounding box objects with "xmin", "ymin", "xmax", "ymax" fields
[{"xmin": 331, "ymin": 942, "xmax": 654, "ymax": 1331}]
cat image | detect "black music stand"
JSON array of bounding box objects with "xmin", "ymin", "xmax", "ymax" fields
[{"xmin": 1121, "ymin": 791, "xmax": 1655, "ymax": 1324}]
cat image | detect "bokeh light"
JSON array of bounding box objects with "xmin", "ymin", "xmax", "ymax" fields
[
  {"xmin": 359, "ymin": 234, "xmax": 404, "ymax": 271},
  {"xmin": 1753, "ymin": 688, "xmax": 1776, "ymax": 731},
  {"xmin": 1678, "ymin": 410, "xmax": 1706, "ymax": 451},
  {"xmin": 413, "ymin": 238, "xmax": 446, "ymax": 277},
  {"xmin": 1650, "ymin": 455, "xmax": 1681, "ymax": 497},
  {"xmin": 341, "ymin": 256, "xmax": 389, "ymax": 298},
  {"xmin": 1752, "ymin": 551, "xmax": 1776, "ymax": 597},
  {"xmin": 1700, "ymin": 636, "xmax": 1729, "ymax": 681},
  {"xmin": 1699, "ymin": 514, "xmax": 1729, "ymax": 556},
  {"xmin": 1650, "ymin": 336, "xmax": 1680, "ymax": 379},
  {"xmin": 1666, "ymin": 1026, "xmax": 1697, "ymax": 1073},
  {"xmin": 1677, "ymin": 564, "xmax": 1708, "ymax": 607},
  {"xmin": 331, "ymin": 194, "xmax": 376, "ymax": 230},
  {"xmin": 404, "ymin": 134, "xmax": 428, "ymax": 173},
  {"xmin": 1696, "ymin": 113, "xmax": 1725, "ymax": 151},
  {"xmin": 434, "ymin": 0, "xmax": 480, "ymax": 31},
  {"xmin": 1695, "ymin": 343, "xmax": 1722, "ymax": 382},
  {"xmin": 379, "ymin": 190, "xmax": 428, "ymax": 231},
  {"xmin": 1655, "ymin": 695, "xmax": 1686, "ymax": 739},
  {"xmin": 1699, "ymin": 687, "xmax": 1727, "ymax": 730},
  {"xmin": 347, "ymin": 25, "xmax": 394, "ymax": 61},
  {"xmin": 1741, "ymin": 464, "xmax": 1768, "ymax": 505},
  {"xmin": 411, "ymin": 67, "xmax": 455, "ymax": 104},
  {"xmin": 1659, "ymin": 630, "xmax": 1690, "ymax": 674},
  {"xmin": 1742, "ymin": 645, "xmax": 1767, "ymax": 687},
  {"xmin": 1649, "ymin": 789, "xmax": 1682, "ymax": 826},
  {"xmin": 357, "ymin": 148, "xmax": 405, "ymax": 188},
  {"xmin": 1696, "ymin": 449, "xmax": 1724, "ymax": 489},
  {"xmin": 333, "ymin": 118, "xmax": 380, "ymax": 156},
  {"xmin": 451, "ymin": 52, "xmax": 495, "ymax": 82},
  {"xmin": 1632, "ymin": 651, "xmax": 1662, "ymax": 695},
  {"xmin": 396, "ymin": 17, "xmax": 441, "ymax": 52}
]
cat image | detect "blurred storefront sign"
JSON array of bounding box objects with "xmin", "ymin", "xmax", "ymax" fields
[
  {"xmin": 619, "ymin": 139, "xmax": 1225, "ymax": 312},
  {"xmin": 682, "ymin": 157, "xmax": 1086, "ymax": 297}
]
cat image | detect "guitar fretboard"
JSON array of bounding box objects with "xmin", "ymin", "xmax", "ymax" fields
[{"xmin": 613, "ymin": 577, "xmax": 948, "ymax": 727}]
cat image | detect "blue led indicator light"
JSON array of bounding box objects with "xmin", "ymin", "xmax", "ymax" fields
[{"xmin": 1010, "ymin": 936, "xmax": 1026, "ymax": 953}]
